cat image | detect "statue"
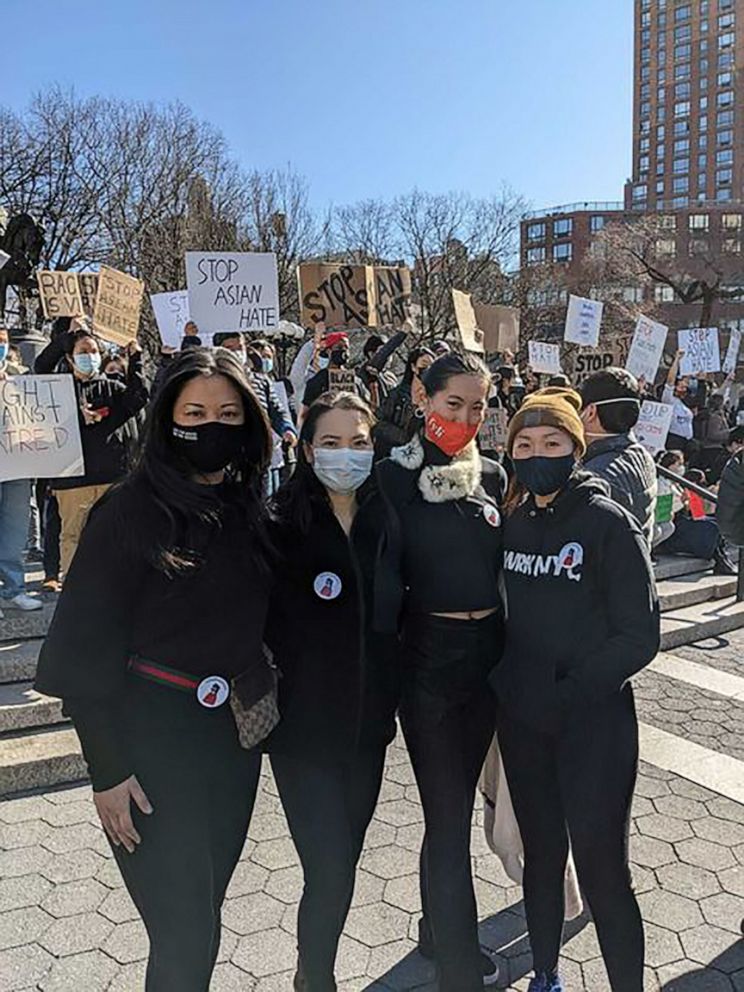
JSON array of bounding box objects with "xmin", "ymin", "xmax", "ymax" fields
[{"xmin": 0, "ymin": 212, "xmax": 45, "ymax": 320}]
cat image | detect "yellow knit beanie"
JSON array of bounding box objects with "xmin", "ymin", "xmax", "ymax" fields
[{"xmin": 507, "ymin": 387, "xmax": 587, "ymax": 457}]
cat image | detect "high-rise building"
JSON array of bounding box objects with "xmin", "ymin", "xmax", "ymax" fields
[{"xmin": 626, "ymin": 0, "xmax": 743, "ymax": 212}]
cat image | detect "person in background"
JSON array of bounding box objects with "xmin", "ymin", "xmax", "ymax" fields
[
  {"xmin": 247, "ymin": 339, "xmax": 298, "ymax": 493},
  {"xmin": 547, "ymin": 373, "xmax": 570, "ymax": 389},
  {"xmin": 374, "ymin": 347, "xmax": 435, "ymax": 458},
  {"xmin": 489, "ymin": 366, "xmax": 524, "ymax": 420},
  {"xmin": 267, "ymin": 392, "xmax": 397, "ymax": 992},
  {"xmin": 494, "ymin": 388, "xmax": 659, "ymax": 992},
  {"xmin": 35, "ymin": 348, "xmax": 274, "ymax": 991},
  {"xmin": 430, "ymin": 340, "xmax": 451, "ymax": 359},
  {"xmin": 358, "ymin": 325, "xmax": 409, "ymax": 410},
  {"xmin": 34, "ymin": 326, "xmax": 149, "ymax": 578},
  {"xmin": 0, "ymin": 327, "xmax": 42, "ymax": 614},
  {"xmin": 301, "ymin": 332, "xmax": 370, "ymax": 418},
  {"xmin": 661, "ymin": 350, "xmax": 695, "ymax": 455},
  {"xmin": 694, "ymin": 393, "xmax": 730, "ymax": 480},
  {"xmin": 580, "ymin": 368, "xmax": 657, "ymax": 549},
  {"xmin": 717, "ymin": 435, "xmax": 744, "ymax": 547}
]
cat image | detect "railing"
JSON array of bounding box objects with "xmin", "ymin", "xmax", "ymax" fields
[{"xmin": 522, "ymin": 202, "xmax": 626, "ymax": 221}]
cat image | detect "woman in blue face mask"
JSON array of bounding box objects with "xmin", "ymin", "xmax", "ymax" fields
[
  {"xmin": 491, "ymin": 388, "xmax": 660, "ymax": 992},
  {"xmin": 265, "ymin": 391, "xmax": 397, "ymax": 992}
]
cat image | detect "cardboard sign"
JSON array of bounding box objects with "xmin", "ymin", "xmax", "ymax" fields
[
  {"xmin": 636, "ymin": 400, "xmax": 674, "ymax": 455},
  {"xmin": 368, "ymin": 266, "xmax": 412, "ymax": 328},
  {"xmin": 0, "ymin": 375, "xmax": 84, "ymax": 482},
  {"xmin": 569, "ymin": 340, "xmax": 630, "ymax": 385},
  {"xmin": 77, "ymin": 273, "xmax": 99, "ymax": 318},
  {"xmin": 36, "ymin": 271, "xmax": 84, "ymax": 319},
  {"xmin": 93, "ymin": 266, "xmax": 144, "ymax": 346},
  {"xmin": 626, "ymin": 316, "xmax": 668, "ymax": 384},
  {"xmin": 723, "ymin": 329, "xmax": 742, "ymax": 375},
  {"xmin": 452, "ymin": 289, "xmax": 485, "ymax": 353},
  {"xmin": 565, "ymin": 295, "xmax": 604, "ymax": 348},
  {"xmin": 481, "ymin": 304, "xmax": 520, "ymax": 354},
  {"xmin": 151, "ymin": 291, "xmax": 191, "ymax": 349},
  {"xmin": 328, "ymin": 368, "xmax": 357, "ymax": 396},
  {"xmin": 528, "ymin": 341, "xmax": 561, "ymax": 375},
  {"xmin": 678, "ymin": 327, "xmax": 721, "ymax": 375},
  {"xmin": 0, "ymin": 249, "xmax": 10, "ymax": 271},
  {"xmin": 186, "ymin": 252, "xmax": 279, "ymax": 336},
  {"xmin": 478, "ymin": 407, "xmax": 509, "ymax": 451},
  {"xmin": 298, "ymin": 263, "xmax": 370, "ymax": 329}
]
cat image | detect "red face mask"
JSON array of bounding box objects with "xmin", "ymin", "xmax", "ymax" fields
[{"xmin": 425, "ymin": 411, "xmax": 480, "ymax": 457}]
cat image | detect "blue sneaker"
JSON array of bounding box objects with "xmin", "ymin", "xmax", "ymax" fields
[{"xmin": 528, "ymin": 973, "xmax": 563, "ymax": 992}]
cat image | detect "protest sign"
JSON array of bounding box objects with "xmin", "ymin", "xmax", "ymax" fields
[
  {"xmin": 478, "ymin": 408, "xmax": 509, "ymax": 451},
  {"xmin": 186, "ymin": 252, "xmax": 279, "ymax": 336},
  {"xmin": 298, "ymin": 263, "xmax": 370, "ymax": 329},
  {"xmin": 93, "ymin": 266, "xmax": 144, "ymax": 346},
  {"xmin": 0, "ymin": 375, "xmax": 84, "ymax": 482},
  {"xmin": 328, "ymin": 369, "xmax": 357, "ymax": 396},
  {"xmin": 452, "ymin": 289, "xmax": 485, "ymax": 353},
  {"xmin": 528, "ymin": 341, "xmax": 561, "ymax": 375},
  {"xmin": 77, "ymin": 273, "xmax": 99, "ymax": 318},
  {"xmin": 635, "ymin": 400, "xmax": 674, "ymax": 455},
  {"xmin": 564, "ymin": 295, "xmax": 603, "ymax": 348},
  {"xmin": 367, "ymin": 266, "xmax": 411, "ymax": 328},
  {"xmin": 36, "ymin": 271, "xmax": 84, "ymax": 319},
  {"xmin": 151, "ymin": 291, "xmax": 191, "ymax": 350},
  {"xmin": 723, "ymin": 329, "xmax": 742, "ymax": 375},
  {"xmin": 678, "ymin": 327, "xmax": 721, "ymax": 375},
  {"xmin": 568, "ymin": 338, "xmax": 631, "ymax": 385},
  {"xmin": 626, "ymin": 316, "xmax": 668, "ymax": 384},
  {"xmin": 0, "ymin": 249, "xmax": 9, "ymax": 271}
]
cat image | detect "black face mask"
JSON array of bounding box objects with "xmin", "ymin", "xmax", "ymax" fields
[
  {"xmin": 171, "ymin": 421, "xmax": 245, "ymax": 474},
  {"xmin": 513, "ymin": 454, "xmax": 575, "ymax": 497},
  {"xmin": 106, "ymin": 372, "xmax": 126, "ymax": 384},
  {"xmin": 331, "ymin": 348, "xmax": 349, "ymax": 367}
]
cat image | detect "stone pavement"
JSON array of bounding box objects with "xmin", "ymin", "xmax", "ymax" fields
[{"xmin": 2, "ymin": 636, "xmax": 744, "ymax": 990}]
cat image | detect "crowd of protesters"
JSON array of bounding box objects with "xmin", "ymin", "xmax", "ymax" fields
[{"xmin": 2, "ymin": 309, "xmax": 742, "ymax": 992}]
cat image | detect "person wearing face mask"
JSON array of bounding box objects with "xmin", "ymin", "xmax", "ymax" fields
[
  {"xmin": 300, "ymin": 331, "xmax": 370, "ymax": 422},
  {"xmin": 248, "ymin": 339, "xmax": 299, "ymax": 492},
  {"xmin": 35, "ymin": 348, "xmax": 275, "ymax": 992},
  {"xmin": 374, "ymin": 352, "xmax": 507, "ymax": 992},
  {"xmin": 374, "ymin": 346, "xmax": 435, "ymax": 458},
  {"xmin": 580, "ymin": 368, "xmax": 657, "ymax": 549},
  {"xmin": 492, "ymin": 388, "xmax": 659, "ymax": 992},
  {"xmin": 35, "ymin": 325, "xmax": 149, "ymax": 578},
  {"xmin": 265, "ymin": 391, "xmax": 397, "ymax": 992}
]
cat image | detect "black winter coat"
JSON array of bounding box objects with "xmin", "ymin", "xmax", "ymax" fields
[
  {"xmin": 717, "ymin": 450, "xmax": 744, "ymax": 546},
  {"xmin": 492, "ymin": 473, "xmax": 660, "ymax": 734}
]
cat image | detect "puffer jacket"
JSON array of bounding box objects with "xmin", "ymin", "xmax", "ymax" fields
[
  {"xmin": 717, "ymin": 451, "xmax": 744, "ymax": 546},
  {"xmin": 584, "ymin": 432, "xmax": 657, "ymax": 549}
]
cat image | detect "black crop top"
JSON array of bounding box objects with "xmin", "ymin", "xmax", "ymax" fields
[{"xmin": 400, "ymin": 489, "xmax": 503, "ymax": 615}]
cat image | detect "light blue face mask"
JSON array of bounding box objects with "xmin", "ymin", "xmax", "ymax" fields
[
  {"xmin": 312, "ymin": 447, "xmax": 374, "ymax": 495},
  {"xmin": 318, "ymin": 356, "xmax": 330, "ymax": 370},
  {"xmin": 261, "ymin": 356, "xmax": 274, "ymax": 375},
  {"xmin": 0, "ymin": 344, "xmax": 8, "ymax": 365},
  {"xmin": 73, "ymin": 353, "xmax": 101, "ymax": 376}
]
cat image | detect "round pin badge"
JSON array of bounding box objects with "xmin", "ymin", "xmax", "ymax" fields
[
  {"xmin": 196, "ymin": 676, "xmax": 230, "ymax": 708},
  {"xmin": 482, "ymin": 503, "xmax": 500, "ymax": 528},
  {"xmin": 313, "ymin": 572, "xmax": 342, "ymax": 601}
]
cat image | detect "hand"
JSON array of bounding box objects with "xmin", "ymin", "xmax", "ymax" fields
[
  {"xmin": 676, "ymin": 349, "xmax": 685, "ymax": 360},
  {"xmin": 126, "ymin": 341, "xmax": 141, "ymax": 356},
  {"xmin": 401, "ymin": 318, "xmax": 414, "ymax": 334},
  {"xmin": 94, "ymin": 775, "xmax": 153, "ymax": 854},
  {"xmin": 81, "ymin": 403, "xmax": 103, "ymax": 426},
  {"xmin": 160, "ymin": 345, "xmax": 177, "ymax": 356},
  {"xmin": 282, "ymin": 430, "xmax": 298, "ymax": 447}
]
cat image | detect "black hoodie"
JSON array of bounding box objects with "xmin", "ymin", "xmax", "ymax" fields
[{"xmin": 491, "ymin": 472, "xmax": 660, "ymax": 734}]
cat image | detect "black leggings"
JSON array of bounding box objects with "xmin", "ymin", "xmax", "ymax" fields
[
  {"xmin": 497, "ymin": 687, "xmax": 644, "ymax": 992},
  {"xmin": 270, "ymin": 747, "xmax": 386, "ymax": 992},
  {"xmin": 113, "ymin": 680, "xmax": 261, "ymax": 992},
  {"xmin": 400, "ymin": 613, "xmax": 501, "ymax": 992}
]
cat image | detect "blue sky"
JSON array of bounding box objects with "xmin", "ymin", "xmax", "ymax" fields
[{"xmin": 2, "ymin": 0, "xmax": 633, "ymax": 214}]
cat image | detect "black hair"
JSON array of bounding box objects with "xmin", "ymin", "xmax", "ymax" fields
[
  {"xmin": 64, "ymin": 329, "xmax": 99, "ymax": 356},
  {"xmin": 125, "ymin": 347, "xmax": 272, "ymax": 573},
  {"xmin": 685, "ymin": 468, "xmax": 706, "ymax": 485},
  {"xmin": 403, "ymin": 346, "xmax": 435, "ymax": 386},
  {"xmin": 421, "ymin": 351, "xmax": 491, "ymax": 398},
  {"xmin": 729, "ymin": 426, "xmax": 744, "ymax": 446},
  {"xmin": 658, "ymin": 449, "xmax": 684, "ymax": 469},
  {"xmin": 580, "ymin": 367, "xmax": 641, "ymax": 433},
  {"xmin": 213, "ymin": 332, "xmax": 243, "ymax": 348},
  {"xmin": 363, "ymin": 335, "xmax": 384, "ymax": 358},
  {"xmin": 548, "ymin": 374, "xmax": 570, "ymax": 387},
  {"xmin": 272, "ymin": 391, "xmax": 375, "ymax": 535}
]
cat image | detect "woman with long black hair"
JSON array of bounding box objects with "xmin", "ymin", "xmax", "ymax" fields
[
  {"xmin": 266, "ymin": 391, "xmax": 397, "ymax": 992},
  {"xmin": 375, "ymin": 352, "xmax": 507, "ymax": 992},
  {"xmin": 35, "ymin": 348, "xmax": 275, "ymax": 992}
]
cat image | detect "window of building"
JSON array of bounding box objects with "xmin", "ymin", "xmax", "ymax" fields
[
  {"xmin": 689, "ymin": 238, "xmax": 710, "ymax": 256},
  {"xmin": 633, "ymin": 184, "xmax": 649, "ymax": 200},
  {"xmin": 674, "ymin": 138, "xmax": 690, "ymax": 154},
  {"xmin": 675, "ymin": 100, "xmax": 691, "ymax": 117},
  {"xmin": 675, "ymin": 81, "xmax": 691, "ymax": 98},
  {"xmin": 700, "ymin": 96, "xmax": 709, "ymax": 112},
  {"xmin": 675, "ymin": 62, "xmax": 690, "ymax": 80},
  {"xmin": 717, "ymin": 187, "xmax": 733, "ymax": 202},
  {"xmin": 673, "ymin": 195, "xmax": 690, "ymax": 207},
  {"xmin": 718, "ymin": 70, "xmax": 734, "ymax": 87},
  {"xmin": 641, "ymin": 119, "xmax": 651, "ymax": 134},
  {"xmin": 658, "ymin": 123, "xmax": 666, "ymax": 139},
  {"xmin": 673, "ymin": 176, "xmax": 690, "ymax": 192},
  {"xmin": 590, "ymin": 216, "xmax": 606, "ymax": 233},
  {"xmin": 642, "ymin": 46, "xmax": 651, "ymax": 64},
  {"xmin": 526, "ymin": 247, "xmax": 546, "ymax": 264},
  {"xmin": 641, "ymin": 136, "xmax": 651, "ymax": 153},
  {"xmin": 701, "ymin": 18, "xmax": 709, "ymax": 33},
  {"xmin": 675, "ymin": 23, "xmax": 692, "ymax": 41},
  {"xmin": 719, "ymin": 12, "xmax": 735, "ymax": 30},
  {"xmin": 640, "ymin": 155, "xmax": 651, "ymax": 174},
  {"xmin": 722, "ymin": 237, "xmax": 742, "ymax": 254},
  {"xmin": 641, "ymin": 101, "xmax": 652, "ymax": 117},
  {"xmin": 718, "ymin": 109, "xmax": 734, "ymax": 127},
  {"xmin": 700, "ymin": 114, "xmax": 708, "ymax": 131},
  {"xmin": 657, "ymin": 142, "xmax": 666, "ymax": 159},
  {"xmin": 717, "ymin": 90, "xmax": 735, "ymax": 107},
  {"xmin": 659, "ymin": 106, "xmax": 667, "ymax": 122},
  {"xmin": 689, "ymin": 214, "xmax": 710, "ymax": 231},
  {"xmin": 553, "ymin": 218, "xmax": 573, "ymax": 237},
  {"xmin": 701, "ymin": 0, "xmax": 710, "ymax": 13},
  {"xmin": 700, "ymin": 57, "xmax": 709, "ymax": 74},
  {"xmin": 719, "ymin": 50, "xmax": 735, "ymax": 68},
  {"xmin": 657, "ymin": 159, "xmax": 666, "ymax": 175},
  {"xmin": 701, "ymin": 76, "xmax": 709, "ymax": 90},
  {"xmin": 718, "ymin": 168, "xmax": 733, "ymax": 185},
  {"xmin": 642, "ymin": 66, "xmax": 651, "ymax": 83},
  {"xmin": 718, "ymin": 129, "xmax": 733, "ymax": 146},
  {"xmin": 701, "ymin": 38, "xmax": 709, "ymax": 53},
  {"xmin": 719, "ymin": 32, "xmax": 735, "ymax": 48},
  {"xmin": 675, "ymin": 4, "xmax": 691, "ymax": 20},
  {"xmin": 659, "ymin": 214, "xmax": 677, "ymax": 230},
  {"xmin": 657, "ymin": 179, "xmax": 666, "ymax": 194},
  {"xmin": 553, "ymin": 243, "xmax": 573, "ymax": 263},
  {"xmin": 675, "ymin": 43, "xmax": 692, "ymax": 60},
  {"xmin": 673, "ymin": 158, "xmax": 690, "ymax": 173},
  {"xmin": 658, "ymin": 87, "xmax": 667, "ymax": 104},
  {"xmin": 658, "ymin": 67, "xmax": 667, "ymax": 84},
  {"xmin": 699, "ymin": 173, "xmax": 708, "ymax": 189},
  {"xmin": 717, "ymin": 148, "xmax": 734, "ymax": 164},
  {"xmin": 656, "ymin": 239, "xmax": 677, "ymax": 257},
  {"xmin": 699, "ymin": 153, "xmax": 708, "ymax": 170},
  {"xmin": 655, "ymin": 285, "xmax": 675, "ymax": 303},
  {"xmin": 722, "ymin": 213, "xmax": 742, "ymax": 230},
  {"xmin": 526, "ymin": 222, "xmax": 546, "ymax": 242},
  {"xmin": 674, "ymin": 120, "xmax": 691, "ymax": 135}
]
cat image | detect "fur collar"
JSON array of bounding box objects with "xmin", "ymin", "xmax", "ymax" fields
[{"xmin": 389, "ymin": 434, "xmax": 482, "ymax": 503}]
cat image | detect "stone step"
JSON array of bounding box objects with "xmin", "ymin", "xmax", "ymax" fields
[
  {"xmin": 0, "ymin": 726, "xmax": 86, "ymax": 797},
  {"xmin": 653, "ymin": 556, "xmax": 713, "ymax": 581},
  {"xmin": 657, "ymin": 572, "xmax": 738, "ymax": 613},
  {"xmin": 0, "ymin": 638, "xmax": 42, "ymax": 683},
  {"xmin": 660, "ymin": 596, "xmax": 744, "ymax": 651},
  {"xmin": 0, "ymin": 681, "xmax": 66, "ymax": 734},
  {"xmin": 0, "ymin": 600, "xmax": 55, "ymax": 644}
]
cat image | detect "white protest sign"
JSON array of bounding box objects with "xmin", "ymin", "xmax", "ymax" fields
[
  {"xmin": 678, "ymin": 327, "xmax": 721, "ymax": 375},
  {"xmin": 0, "ymin": 249, "xmax": 10, "ymax": 271},
  {"xmin": 0, "ymin": 375, "xmax": 84, "ymax": 482},
  {"xmin": 528, "ymin": 341, "xmax": 561, "ymax": 375},
  {"xmin": 564, "ymin": 295, "xmax": 604, "ymax": 348},
  {"xmin": 151, "ymin": 291, "xmax": 191, "ymax": 349},
  {"xmin": 186, "ymin": 252, "xmax": 279, "ymax": 336},
  {"xmin": 626, "ymin": 316, "xmax": 668, "ymax": 383},
  {"xmin": 478, "ymin": 408, "xmax": 509, "ymax": 451},
  {"xmin": 635, "ymin": 400, "xmax": 674, "ymax": 455},
  {"xmin": 723, "ymin": 329, "xmax": 742, "ymax": 375}
]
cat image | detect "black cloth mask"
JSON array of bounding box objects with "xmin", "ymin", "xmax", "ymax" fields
[
  {"xmin": 513, "ymin": 454, "xmax": 575, "ymax": 497},
  {"xmin": 171, "ymin": 421, "xmax": 245, "ymax": 473}
]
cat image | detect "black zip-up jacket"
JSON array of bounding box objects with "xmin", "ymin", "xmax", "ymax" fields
[
  {"xmin": 717, "ymin": 450, "xmax": 744, "ymax": 546},
  {"xmin": 265, "ymin": 487, "xmax": 398, "ymax": 759},
  {"xmin": 35, "ymin": 336, "xmax": 149, "ymax": 489},
  {"xmin": 491, "ymin": 473, "xmax": 659, "ymax": 734}
]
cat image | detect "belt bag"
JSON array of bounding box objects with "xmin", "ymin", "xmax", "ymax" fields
[{"xmin": 230, "ymin": 651, "xmax": 280, "ymax": 750}]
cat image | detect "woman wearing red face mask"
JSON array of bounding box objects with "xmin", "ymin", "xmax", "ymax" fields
[{"xmin": 374, "ymin": 352, "xmax": 507, "ymax": 992}]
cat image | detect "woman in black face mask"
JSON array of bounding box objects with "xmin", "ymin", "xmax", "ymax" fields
[
  {"xmin": 492, "ymin": 388, "xmax": 659, "ymax": 992},
  {"xmin": 35, "ymin": 348, "xmax": 275, "ymax": 992}
]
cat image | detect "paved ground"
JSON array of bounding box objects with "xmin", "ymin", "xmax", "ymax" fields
[{"xmin": 1, "ymin": 636, "xmax": 744, "ymax": 990}]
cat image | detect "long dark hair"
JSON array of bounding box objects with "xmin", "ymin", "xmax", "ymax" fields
[
  {"xmin": 403, "ymin": 346, "xmax": 435, "ymax": 387},
  {"xmin": 421, "ymin": 351, "xmax": 491, "ymax": 396},
  {"xmin": 124, "ymin": 348, "xmax": 272, "ymax": 572},
  {"xmin": 272, "ymin": 391, "xmax": 375, "ymax": 535}
]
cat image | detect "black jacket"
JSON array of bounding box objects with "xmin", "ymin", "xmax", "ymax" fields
[
  {"xmin": 265, "ymin": 487, "xmax": 398, "ymax": 759},
  {"xmin": 717, "ymin": 450, "xmax": 744, "ymax": 546},
  {"xmin": 374, "ymin": 381, "xmax": 418, "ymax": 458},
  {"xmin": 492, "ymin": 473, "xmax": 659, "ymax": 734},
  {"xmin": 35, "ymin": 336, "xmax": 149, "ymax": 489},
  {"xmin": 583, "ymin": 432, "xmax": 657, "ymax": 549}
]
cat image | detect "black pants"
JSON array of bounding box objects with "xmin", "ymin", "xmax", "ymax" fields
[
  {"xmin": 42, "ymin": 489, "xmax": 60, "ymax": 580},
  {"xmin": 270, "ymin": 746, "xmax": 386, "ymax": 992},
  {"xmin": 497, "ymin": 687, "xmax": 644, "ymax": 992},
  {"xmin": 113, "ymin": 679, "xmax": 261, "ymax": 992},
  {"xmin": 399, "ymin": 613, "xmax": 501, "ymax": 992}
]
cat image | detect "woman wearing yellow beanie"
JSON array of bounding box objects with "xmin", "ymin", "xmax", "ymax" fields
[{"xmin": 492, "ymin": 387, "xmax": 659, "ymax": 992}]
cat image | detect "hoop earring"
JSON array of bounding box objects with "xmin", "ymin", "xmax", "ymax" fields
[{"xmin": 414, "ymin": 408, "xmax": 425, "ymax": 419}]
